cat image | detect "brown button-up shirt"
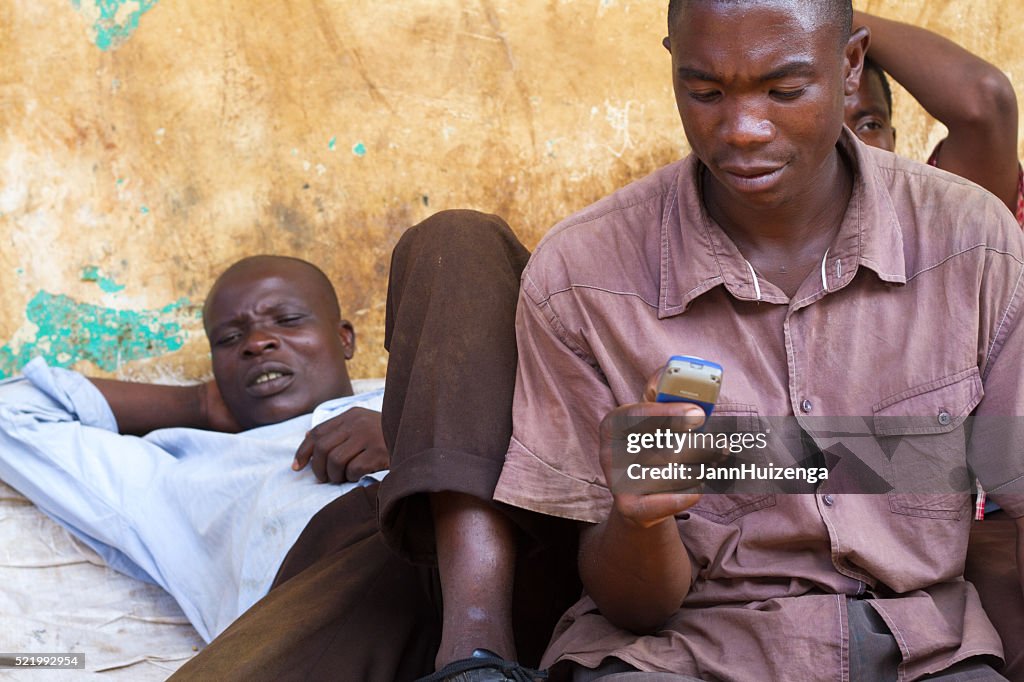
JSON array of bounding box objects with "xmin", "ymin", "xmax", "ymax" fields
[{"xmin": 495, "ymin": 131, "xmax": 1024, "ymax": 681}]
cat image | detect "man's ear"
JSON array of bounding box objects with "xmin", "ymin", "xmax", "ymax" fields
[
  {"xmin": 662, "ymin": 36, "xmax": 671, "ymax": 53},
  {"xmin": 338, "ymin": 320, "xmax": 356, "ymax": 360},
  {"xmin": 843, "ymin": 26, "xmax": 870, "ymax": 97}
]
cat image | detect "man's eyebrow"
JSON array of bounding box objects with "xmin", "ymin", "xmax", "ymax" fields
[
  {"xmin": 676, "ymin": 61, "xmax": 818, "ymax": 83},
  {"xmin": 207, "ymin": 318, "xmax": 241, "ymax": 336},
  {"xmin": 676, "ymin": 66, "xmax": 719, "ymax": 82},
  {"xmin": 758, "ymin": 61, "xmax": 817, "ymax": 82}
]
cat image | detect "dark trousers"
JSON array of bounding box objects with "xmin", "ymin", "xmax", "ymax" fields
[
  {"xmin": 171, "ymin": 210, "xmax": 578, "ymax": 682},
  {"xmin": 964, "ymin": 511, "xmax": 1024, "ymax": 682}
]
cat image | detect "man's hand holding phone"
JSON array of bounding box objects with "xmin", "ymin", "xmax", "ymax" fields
[
  {"xmin": 582, "ymin": 357, "xmax": 725, "ymax": 632},
  {"xmin": 598, "ymin": 356, "xmax": 724, "ymax": 529}
]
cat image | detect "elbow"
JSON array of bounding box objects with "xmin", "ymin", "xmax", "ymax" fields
[
  {"xmin": 583, "ymin": 572, "xmax": 690, "ymax": 635},
  {"xmin": 580, "ymin": 570, "xmax": 688, "ymax": 635},
  {"xmin": 956, "ymin": 67, "xmax": 1019, "ymax": 131}
]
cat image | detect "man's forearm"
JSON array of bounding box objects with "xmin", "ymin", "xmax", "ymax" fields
[
  {"xmin": 854, "ymin": 11, "xmax": 1019, "ymax": 213},
  {"xmin": 88, "ymin": 378, "xmax": 207, "ymax": 435},
  {"xmin": 855, "ymin": 11, "xmax": 1016, "ymax": 130},
  {"xmin": 579, "ymin": 508, "xmax": 692, "ymax": 634}
]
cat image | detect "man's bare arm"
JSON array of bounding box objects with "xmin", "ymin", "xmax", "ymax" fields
[
  {"xmin": 579, "ymin": 399, "xmax": 706, "ymax": 633},
  {"xmin": 88, "ymin": 378, "xmax": 239, "ymax": 436},
  {"xmin": 579, "ymin": 505, "xmax": 693, "ymax": 634},
  {"xmin": 855, "ymin": 11, "xmax": 1019, "ymax": 213}
]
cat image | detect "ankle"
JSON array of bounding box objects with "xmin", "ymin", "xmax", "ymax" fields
[{"xmin": 436, "ymin": 635, "xmax": 515, "ymax": 670}]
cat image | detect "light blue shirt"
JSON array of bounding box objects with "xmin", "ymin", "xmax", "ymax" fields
[{"xmin": 0, "ymin": 358, "xmax": 386, "ymax": 642}]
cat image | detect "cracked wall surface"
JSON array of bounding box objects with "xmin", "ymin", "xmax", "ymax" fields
[{"xmin": 1, "ymin": 0, "xmax": 1022, "ymax": 381}]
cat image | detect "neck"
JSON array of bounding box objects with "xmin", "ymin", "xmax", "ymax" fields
[
  {"xmin": 702, "ymin": 149, "xmax": 853, "ymax": 297},
  {"xmin": 705, "ymin": 149, "xmax": 850, "ymax": 247}
]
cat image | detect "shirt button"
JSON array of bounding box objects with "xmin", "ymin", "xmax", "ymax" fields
[
  {"xmin": 937, "ymin": 411, "xmax": 951, "ymax": 426},
  {"xmin": 822, "ymin": 494, "xmax": 835, "ymax": 506},
  {"xmin": 800, "ymin": 399, "xmax": 813, "ymax": 413}
]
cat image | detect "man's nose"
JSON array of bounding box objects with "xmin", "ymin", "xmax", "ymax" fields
[
  {"xmin": 722, "ymin": 100, "xmax": 775, "ymax": 147},
  {"xmin": 242, "ymin": 329, "xmax": 279, "ymax": 356}
]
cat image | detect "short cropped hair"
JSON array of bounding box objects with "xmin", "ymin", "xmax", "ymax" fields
[
  {"xmin": 202, "ymin": 255, "xmax": 342, "ymax": 329},
  {"xmin": 862, "ymin": 56, "xmax": 894, "ymax": 117},
  {"xmin": 668, "ymin": 0, "xmax": 853, "ymax": 48}
]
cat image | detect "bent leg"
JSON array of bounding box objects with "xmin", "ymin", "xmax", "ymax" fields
[
  {"xmin": 379, "ymin": 210, "xmax": 579, "ymax": 671},
  {"xmin": 379, "ymin": 209, "xmax": 530, "ymax": 667},
  {"xmin": 378, "ymin": 208, "xmax": 530, "ymax": 562}
]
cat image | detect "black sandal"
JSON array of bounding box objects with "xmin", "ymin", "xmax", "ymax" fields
[{"xmin": 416, "ymin": 649, "xmax": 549, "ymax": 682}]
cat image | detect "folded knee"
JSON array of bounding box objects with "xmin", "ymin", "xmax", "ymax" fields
[{"xmin": 397, "ymin": 210, "xmax": 522, "ymax": 262}]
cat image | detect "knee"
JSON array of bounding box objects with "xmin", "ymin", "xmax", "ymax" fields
[{"xmin": 396, "ymin": 209, "xmax": 524, "ymax": 263}]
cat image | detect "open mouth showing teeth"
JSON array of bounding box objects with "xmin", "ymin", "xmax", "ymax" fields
[{"xmin": 254, "ymin": 371, "xmax": 285, "ymax": 385}]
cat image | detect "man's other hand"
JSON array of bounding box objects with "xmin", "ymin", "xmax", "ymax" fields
[{"xmin": 292, "ymin": 407, "xmax": 387, "ymax": 483}]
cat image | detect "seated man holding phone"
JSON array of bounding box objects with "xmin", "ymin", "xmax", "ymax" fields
[{"xmin": 493, "ymin": 0, "xmax": 1024, "ymax": 679}]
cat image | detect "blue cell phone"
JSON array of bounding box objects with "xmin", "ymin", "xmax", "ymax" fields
[{"xmin": 654, "ymin": 355, "xmax": 723, "ymax": 416}]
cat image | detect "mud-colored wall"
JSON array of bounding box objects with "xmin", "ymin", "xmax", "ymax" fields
[{"xmin": 1, "ymin": 0, "xmax": 1022, "ymax": 382}]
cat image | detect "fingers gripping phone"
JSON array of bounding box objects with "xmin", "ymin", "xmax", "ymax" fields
[{"xmin": 655, "ymin": 355, "xmax": 723, "ymax": 416}]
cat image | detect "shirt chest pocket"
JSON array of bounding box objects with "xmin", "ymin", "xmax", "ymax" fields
[
  {"xmin": 685, "ymin": 404, "xmax": 777, "ymax": 524},
  {"xmin": 871, "ymin": 368, "xmax": 983, "ymax": 520}
]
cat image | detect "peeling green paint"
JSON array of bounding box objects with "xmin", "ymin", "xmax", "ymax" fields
[
  {"xmin": 81, "ymin": 265, "xmax": 126, "ymax": 293},
  {"xmin": 71, "ymin": 0, "xmax": 161, "ymax": 51},
  {"xmin": 352, "ymin": 142, "xmax": 367, "ymax": 157},
  {"xmin": 0, "ymin": 291, "xmax": 195, "ymax": 379}
]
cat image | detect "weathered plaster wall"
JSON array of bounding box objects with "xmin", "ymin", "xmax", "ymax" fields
[{"xmin": 1, "ymin": 0, "xmax": 1022, "ymax": 381}]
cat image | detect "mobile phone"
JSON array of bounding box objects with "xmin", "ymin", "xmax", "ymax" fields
[{"xmin": 654, "ymin": 355, "xmax": 723, "ymax": 416}]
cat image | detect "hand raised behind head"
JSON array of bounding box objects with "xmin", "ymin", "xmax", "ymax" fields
[
  {"xmin": 201, "ymin": 380, "xmax": 243, "ymax": 433},
  {"xmin": 292, "ymin": 407, "xmax": 388, "ymax": 483}
]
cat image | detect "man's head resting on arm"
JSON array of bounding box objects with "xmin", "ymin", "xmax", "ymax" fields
[
  {"xmin": 662, "ymin": 0, "xmax": 867, "ymax": 215},
  {"xmin": 202, "ymin": 255, "xmax": 355, "ymax": 431}
]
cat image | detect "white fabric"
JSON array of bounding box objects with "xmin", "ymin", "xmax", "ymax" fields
[
  {"xmin": 0, "ymin": 478, "xmax": 203, "ymax": 679},
  {"xmin": 0, "ymin": 358, "xmax": 386, "ymax": 643}
]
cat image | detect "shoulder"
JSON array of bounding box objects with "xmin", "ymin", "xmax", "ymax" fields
[
  {"xmin": 867, "ymin": 145, "xmax": 1023, "ymax": 259},
  {"xmin": 522, "ymin": 160, "xmax": 689, "ymax": 305}
]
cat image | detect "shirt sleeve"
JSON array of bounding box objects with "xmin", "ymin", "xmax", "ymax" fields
[
  {"xmin": 970, "ymin": 248, "xmax": 1024, "ymax": 517},
  {"xmin": 493, "ymin": 276, "xmax": 618, "ymax": 524},
  {"xmin": 0, "ymin": 359, "xmax": 156, "ymax": 582},
  {"xmin": 10, "ymin": 357, "xmax": 120, "ymax": 431}
]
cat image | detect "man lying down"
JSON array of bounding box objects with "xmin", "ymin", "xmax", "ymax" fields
[{"xmin": 0, "ymin": 255, "xmax": 388, "ymax": 642}]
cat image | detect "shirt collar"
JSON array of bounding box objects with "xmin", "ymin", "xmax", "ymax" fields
[{"xmin": 659, "ymin": 128, "xmax": 907, "ymax": 318}]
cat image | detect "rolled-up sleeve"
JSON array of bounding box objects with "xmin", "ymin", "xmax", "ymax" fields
[
  {"xmin": 494, "ymin": 272, "xmax": 617, "ymax": 524},
  {"xmin": 0, "ymin": 358, "xmax": 155, "ymax": 582}
]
